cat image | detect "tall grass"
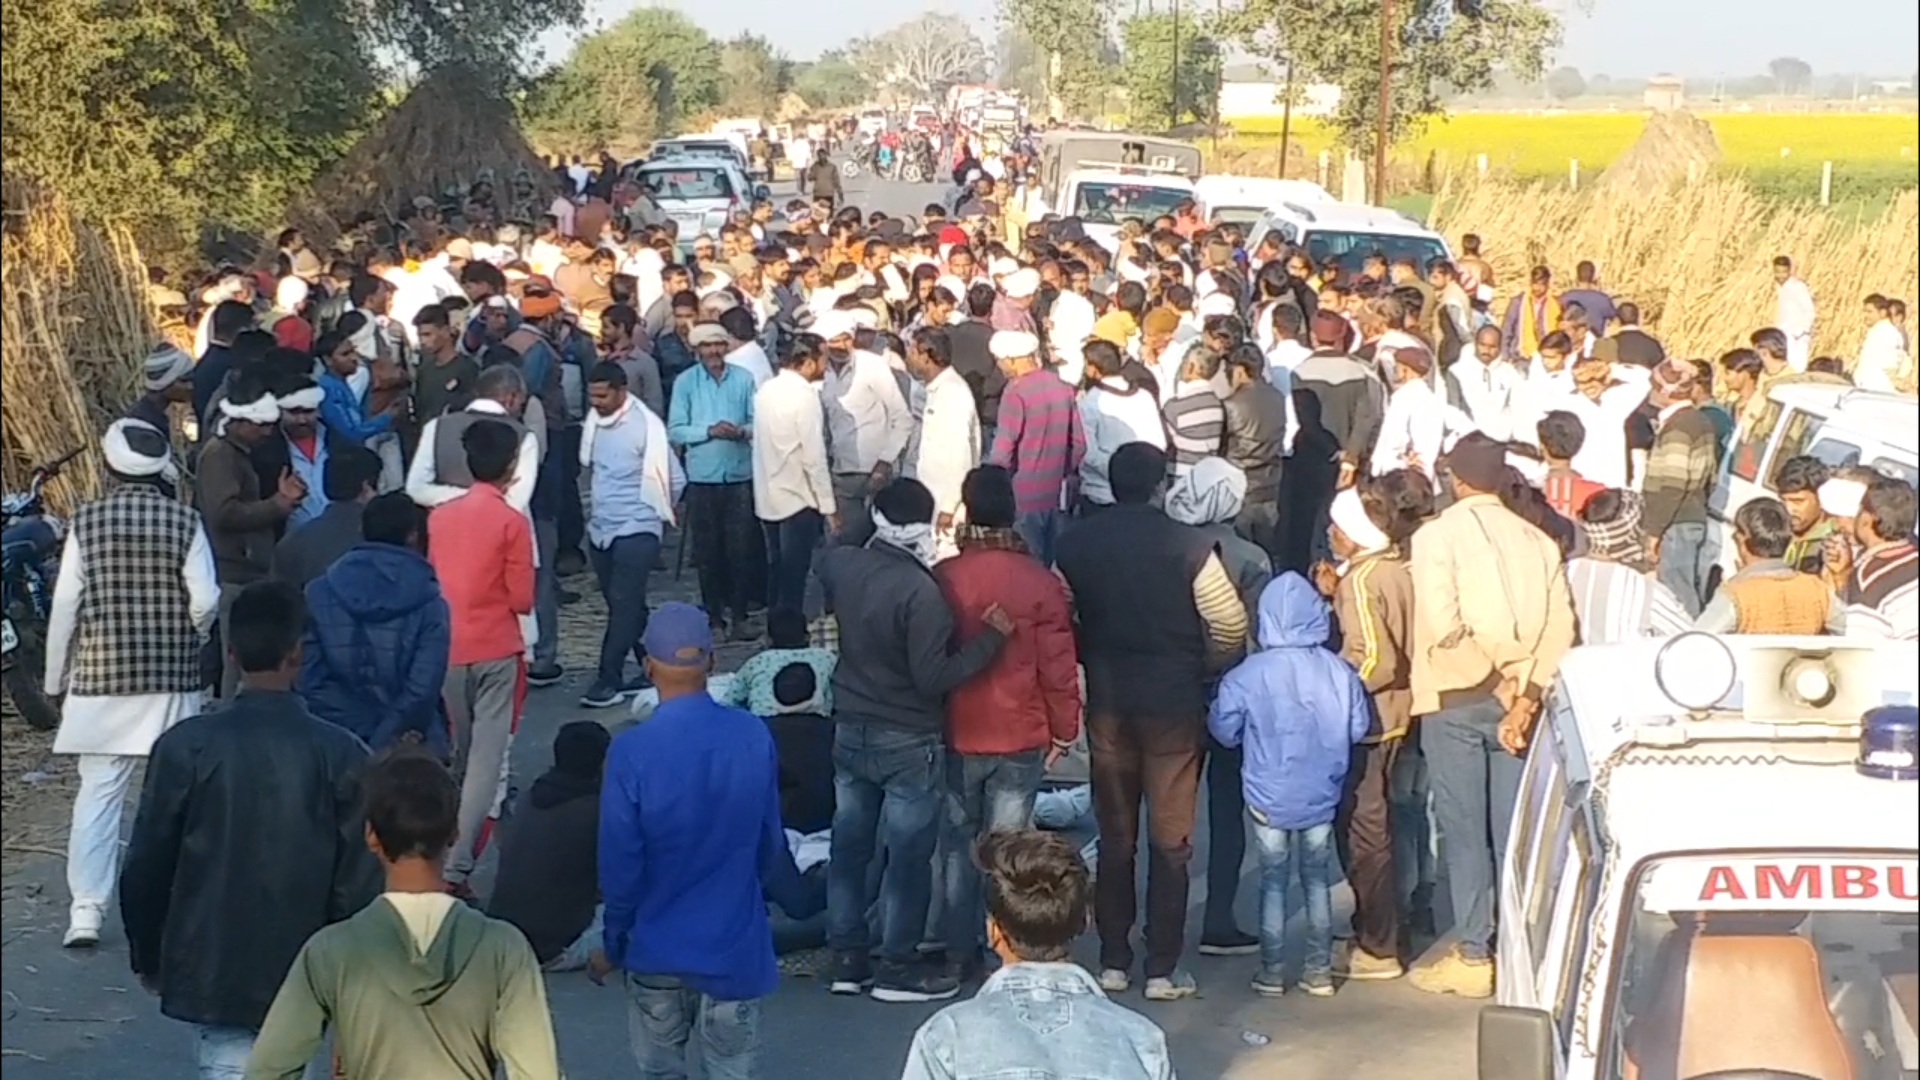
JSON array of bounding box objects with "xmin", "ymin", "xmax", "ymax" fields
[{"xmin": 1425, "ymin": 174, "xmax": 1920, "ymax": 365}]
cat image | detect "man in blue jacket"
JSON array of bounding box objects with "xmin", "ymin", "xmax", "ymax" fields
[
  {"xmin": 1207, "ymin": 572, "xmax": 1370, "ymax": 1000},
  {"xmin": 591, "ymin": 602, "xmax": 820, "ymax": 1079},
  {"xmin": 297, "ymin": 492, "xmax": 451, "ymax": 754}
]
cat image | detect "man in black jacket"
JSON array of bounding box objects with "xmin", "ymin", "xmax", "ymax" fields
[
  {"xmin": 946, "ymin": 284, "xmax": 1005, "ymax": 438},
  {"xmin": 817, "ymin": 478, "xmax": 1011, "ymax": 1004},
  {"xmin": 271, "ymin": 445, "xmax": 381, "ymax": 590},
  {"xmin": 1282, "ymin": 311, "xmax": 1387, "ymax": 573},
  {"xmin": 119, "ymin": 580, "xmax": 379, "ymax": 1076},
  {"xmin": 1221, "ymin": 346, "xmax": 1291, "ymax": 560},
  {"xmin": 487, "ymin": 720, "xmax": 610, "ymax": 970}
]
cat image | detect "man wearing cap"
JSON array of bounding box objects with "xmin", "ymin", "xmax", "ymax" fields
[
  {"xmin": 1282, "ymin": 312, "xmax": 1386, "ymax": 572},
  {"xmin": 129, "ymin": 343, "xmax": 195, "ymax": 435},
  {"xmin": 44, "ymin": 419, "xmax": 218, "ymax": 948},
  {"xmin": 1406, "ymin": 432, "xmax": 1576, "ymax": 1000},
  {"xmin": 817, "ymin": 309, "xmax": 915, "ymax": 547},
  {"xmin": 987, "ymin": 328, "xmax": 1083, "ymax": 565},
  {"xmin": 668, "ymin": 319, "xmax": 760, "ymax": 640},
  {"xmin": 1370, "ymin": 343, "xmax": 1449, "ymax": 480},
  {"xmin": 992, "ymin": 267, "xmax": 1039, "ymax": 334},
  {"xmin": 1640, "ymin": 359, "xmax": 1723, "ymax": 616},
  {"xmin": 592, "ymin": 603, "xmax": 820, "ymax": 1074}
]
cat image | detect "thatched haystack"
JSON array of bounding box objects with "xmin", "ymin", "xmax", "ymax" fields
[
  {"xmin": 1599, "ymin": 110, "xmax": 1722, "ymax": 191},
  {"xmin": 294, "ymin": 65, "xmax": 558, "ymax": 239},
  {"xmin": 1, "ymin": 176, "xmax": 156, "ymax": 510}
]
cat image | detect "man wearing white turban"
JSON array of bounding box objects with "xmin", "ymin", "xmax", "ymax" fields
[
  {"xmin": 128, "ymin": 343, "xmax": 195, "ymax": 434},
  {"xmin": 44, "ymin": 419, "xmax": 218, "ymax": 948},
  {"xmin": 991, "ymin": 266, "xmax": 1040, "ymax": 334}
]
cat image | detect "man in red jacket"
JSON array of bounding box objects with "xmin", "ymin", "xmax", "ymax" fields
[{"xmin": 934, "ymin": 465, "xmax": 1082, "ymax": 980}]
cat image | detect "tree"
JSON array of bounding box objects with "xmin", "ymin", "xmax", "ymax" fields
[
  {"xmin": 1767, "ymin": 56, "xmax": 1813, "ymax": 95},
  {"xmin": 1219, "ymin": 0, "xmax": 1560, "ymax": 150},
  {"xmin": 718, "ymin": 33, "xmax": 791, "ymax": 117},
  {"xmin": 998, "ymin": 0, "xmax": 1113, "ymax": 118},
  {"xmin": 368, "ymin": 0, "xmax": 584, "ymax": 75},
  {"xmin": 520, "ymin": 9, "xmax": 720, "ymax": 153},
  {"xmin": 791, "ymin": 52, "xmax": 871, "ymax": 111},
  {"xmin": 1545, "ymin": 65, "xmax": 1586, "ymax": 101},
  {"xmin": 996, "ymin": 28, "xmax": 1050, "ymax": 103},
  {"xmin": 1120, "ymin": 12, "xmax": 1222, "ymax": 130},
  {"xmin": 850, "ymin": 14, "xmax": 989, "ymax": 102}
]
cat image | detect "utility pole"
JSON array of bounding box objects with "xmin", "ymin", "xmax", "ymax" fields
[
  {"xmin": 1277, "ymin": 58, "xmax": 1296, "ymax": 178},
  {"xmin": 1374, "ymin": 0, "xmax": 1393, "ymax": 205},
  {"xmin": 1171, "ymin": 0, "xmax": 1182, "ymax": 130}
]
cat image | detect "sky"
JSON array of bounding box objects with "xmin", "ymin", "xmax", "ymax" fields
[{"xmin": 547, "ymin": 0, "xmax": 1919, "ymax": 78}]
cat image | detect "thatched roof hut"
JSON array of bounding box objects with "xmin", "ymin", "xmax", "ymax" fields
[{"xmin": 293, "ymin": 65, "xmax": 558, "ymax": 239}]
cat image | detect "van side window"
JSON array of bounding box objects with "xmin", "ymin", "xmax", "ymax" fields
[
  {"xmin": 1761, "ymin": 409, "xmax": 1818, "ymax": 489},
  {"xmin": 1524, "ymin": 750, "xmax": 1573, "ymax": 963},
  {"xmin": 1554, "ymin": 810, "xmax": 1600, "ymax": 1046}
]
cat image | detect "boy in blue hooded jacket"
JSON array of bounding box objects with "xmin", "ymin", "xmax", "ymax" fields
[{"xmin": 1207, "ymin": 571, "xmax": 1371, "ymax": 998}]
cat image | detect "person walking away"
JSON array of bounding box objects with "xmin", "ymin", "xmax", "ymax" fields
[
  {"xmin": 1407, "ymin": 433, "xmax": 1576, "ymax": 998},
  {"xmin": 200, "ymin": 376, "xmax": 306, "ymax": 696},
  {"xmin": 1836, "ymin": 476, "xmax": 1918, "ymax": 640},
  {"xmin": 590, "ymin": 603, "xmax": 822, "ymax": 1075},
  {"xmin": 488, "ymin": 721, "xmax": 611, "ymax": 972},
  {"xmin": 43, "ymin": 420, "xmax": 217, "ymax": 949},
  {"xmin": 1209, "ymin": 573, "xmax": 1371, "ymax": 998},
  {"xmin": 1162, "ymin": 346, "xmax": 1228, "ymax": 482},
  {"xmin": 1639, "ymin": 360, "xmax": 1723, "ymax": 615},
  {"xmin": 1535, "ymin": 411, "xmax": 1605, "ymax": 521},
  {"xmin": 1164, "ymin": 458, "xmax": 1270, "ymax": 958},
  {"xmin": 426, "ymin": 421, "xmax": 536, "ymax": 898},
  {"xmin": 121, "ymin": 581, "xmax": 379, "ymax": 1077},
  {"xmin": 580, "ymin": 362, "xmax": 686, "ymax": 707},
  {"xmin": 899, "ymin": 831, "xmax": 1176, "ymax": 1080},
  {"xmin": 986, "ymin": 329, "xmax": 1083, "ymax": 565},
  {"xmin": 272, "ymin": 446, "xmax": 380, "ymax": 591},
  {"xmin": 933, "ymin": 466, "xmax": 1082, "ymax": 981},
  {"xmin": 669, "ymin": 321, "xmax": 761, "ymax": 640},
  {"xmin": 753, "ymin": 332, "xmax": 838, "ymax": 613},
  {"xmin": 245, "ymin": 746, "xmax": 561, "ymax": 1080},
  {"xmin": 1370, "ymin": 344, "xmax": 1448, "ymax": 482},
  {"xmin": 1558, "ymin": 260, "xmax": 1616, "ymax": 334},
  {"xmin": 1284, "ymin": 312, "xmax": 1386, "ymax": 572},
  {"xmin": 298, "ymin": 493, "xmax": 451, "ymax": 753},
  {"xmin": 1220, "ymin": 345, "xmax": 1291, "ymax": 559},
  {"xmin": 1054, "ymin": 443, "xmax": 1249, "ymax": 1001},
  {"xmin": 1772, "ymin": 256, "xmax": 1816, "ymax": 372},
  {"xmin": 1775, "ymin": 455, "xmax": 1839, "ymax": 575},
  {"xmin": 1598, "ymin": 302, "xmax": 1665, "ymax": 370},
  {"xmin": 1694, "ymin": 498, "xmax": 1846, "ymax": 635},
  {"xmin": 1323, "ymin": 485, "xmax": 1415, "ymax": 981},
  {"xmin": 1566, "ymin": 491, "xmax": 1693, "ymax": 643},
  {"xmin": 802, "ymin": 148, "xmax": 843, "ymax": 209},
  {"xmin": 817, "ymin": 311, "xmax": 915, "ymax": 547},
  {"xmin": 906, "ymin": 327, "xmax": 982, "ymax": 561},
  {"xmin": 819, "ymin": 478, "xmax": 1012, "ymax": 1003}
]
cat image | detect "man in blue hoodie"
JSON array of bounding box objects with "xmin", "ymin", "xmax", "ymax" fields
[
  {"xmin": 591, "ymin": 602, "xmax": 820, "ymax": 1079},
  {"xmin": 298, "ymin": 492, "xmax": 452, "ymax": 754},
  {"xmin": 1207, "ymin": 572, "xmax": 1370, "ymax": 999}
]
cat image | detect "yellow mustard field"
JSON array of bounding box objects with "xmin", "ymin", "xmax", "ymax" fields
[{"xmin": 1222, "ymin": 111, "xmax": 1920, "ymax": 175}]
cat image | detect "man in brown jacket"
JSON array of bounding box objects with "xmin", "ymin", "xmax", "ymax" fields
[
  {"xmin": 1323, "ymin": 486, "xmax": 1415, "ymax": 982},
  {"xmin": 1406, "ymin": 434, "xmax": 1576, "ymax": 999},
  {"xmin": 197, "ymin": 375, "xmax": 305, "ymax": 695}
]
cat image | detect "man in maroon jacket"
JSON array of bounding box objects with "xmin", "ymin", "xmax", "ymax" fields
[{"xmin": 933, "ymin": 465, "xmax": 1082, "ymax": 980}]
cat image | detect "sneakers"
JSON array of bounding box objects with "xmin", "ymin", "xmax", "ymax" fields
[
  {"xmin": 1197, "ymin": 929, "xmax": 1261, "ymax": 957},
  {"xmin": 1250, "ymin": 966, "xmax": 1288, "ymax": 997},
  {"xmin": 1335, "ymin": 941, "xmax": 1406, "ymax": 981},
  {"xmin": 1142, "ymin": 971, "xmax": 1198, "ymax": 1001},
  {"xmin": 63, "ymin": 907, "xmax": 102, "ymax": 949},
  {"xmin": 1299, "ymin": 971, "xmax": 1336, "ymax": 998},
  {"xmin": 579, "ymin": 682, "xmax": 625, "ymax": 709},
  {"xmin": 870, "ymin": 963, "xmax": 961, "ymax": 1003},
  {"xmin": 1409, "ymin": 948, "xmax": 1495, "ymax": 999},
  {"xmin": 1097, "ymin": 968, "xmax": 1131, "ymax": 993},
  {"xmin": 621, "ymin": 674, "xmax": 654, "ymax": 695},
  {"xmin": 826, "ymin": 952, "xmax": 873, "ymax": 996},
  {"xmin": 525, "ymin": 663, "xmax": 564, "ymax": 688}
]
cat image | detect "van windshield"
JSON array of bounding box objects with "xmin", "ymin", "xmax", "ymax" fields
[
  {"xmin": 639, "ymin": 168, "xmax": 734, "ymax": 202},
  {"xmin": 1302, "ymin": 229, "xmax": 1446, "ymax": 271},
  {"xmin": 1073, "ymin": 182, "xmax": 1190, "ymax": 224},
  {"xmin": 1209, "ymin": 205, "xmax": 1265, "ymax": 235},
  {"xmin": 1607, "ymin": 854, "xmax": 1918, "ymax": 1079}
]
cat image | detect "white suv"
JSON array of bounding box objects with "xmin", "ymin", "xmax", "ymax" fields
[{"xmin": 1245, "ymin": 202, "xmax": 1450, "ymax": 270}]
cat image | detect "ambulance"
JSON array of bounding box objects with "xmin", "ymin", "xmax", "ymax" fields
[{"xmin": 1478, "ymin": 632, "xmax": 1920, "ymax": 1080}]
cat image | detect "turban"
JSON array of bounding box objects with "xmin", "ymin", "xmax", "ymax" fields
[
  {"xmin": 687, "ymin": 322, "xmax": 731, "ymax": 348},
  {"xmin": 1651, "ymin": 358, "xmax": 1698, "ymax": 398},
  {"xmin": 812, "ymin": 310, "xmax": 856, "ymax": 341},
  {"xmin": 275, "ymin": 383, "xmax": 325, "ymax": 411},
  {"xmin": 1196, "ymin": 292, "xmax": 1238, "ymax": 319},
  {"xmin": 988, "ymin": 256, "xmax": 1020, "ymax": 280},
  {"xmin": 1165, "ymin": 458, "xmax": 1248, "ymax": 527},
  {"xmin": 989, "ymin": 330, "xmax": 1039, "ymax": 360},
  {"xmin": 1329, "ymin": 487, "xmax": 1389, "ymax": 553},
  {"xmin": 218, "ymin": 392, "xmax": 280, "ymax": 428},
  {"xmin": 1580, "ymin": 491, "xmax": 1649, "ymax": 567},
  {"xmin": 1819, "ymin": 477, "xmax": 1868, "ymax": 519},
  {"xmin": 102, "ymin": 419, "xmax": 177, "ymax": 483},
  {"xmin": 848, "ymin": 306, "xmax": 880, "ymax": 330},
  {"xmin": 1002, "ymin": 268, "xmax": 1040, "ymax": 299},
  {"xmin": 1142, "ymin": 307, "xmax": 1182, "ymax": 337},
  {"xmin": 143, "ymin": 343, "xmax": 193, "ymax": 392},
  {"xmin": 274, "ymin": 276, "xmax": 310, "ymax": 312},
  {"xmin": 519, "ymin": 291, "xmax": 563, "ymax": 319},
  {"xmin": 1310, "ymin": 310, "xmax": 1351, "ymax": 347}
]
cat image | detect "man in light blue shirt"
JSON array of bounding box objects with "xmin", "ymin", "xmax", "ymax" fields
[
  {"xmin": 581, "ymin": 362, "xmax": 688, "ymax": 709},
  {"xmin": 668, "ymin": 322, "xmax": 762, "ymax": 641}
]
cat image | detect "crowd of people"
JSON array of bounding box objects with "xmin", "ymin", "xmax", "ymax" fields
[{"xmin": 35, "ymin": 151, "xmax": 1920, "ymax": 1079}]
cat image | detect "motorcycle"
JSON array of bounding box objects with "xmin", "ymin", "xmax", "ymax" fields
[{"xmin": 2, "ymin": 447, "xmax": 81, "ymax": 731}]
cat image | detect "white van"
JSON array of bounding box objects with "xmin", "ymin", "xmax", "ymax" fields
[
  {"xmin": 1244, "ymin": 201, "xmax": 1450, "ymax": 273},
  {"xmin": 1193, "ymin": 175, "xmax": 1335, "ymax": 237},
  {"xmin": 1477, "ymin": 631, "xmax": 1919, "ymax": 1080}
]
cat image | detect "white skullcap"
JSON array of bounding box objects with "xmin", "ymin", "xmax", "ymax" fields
[
  {"xmin": 274, "ymin": 276, "xmax": 310, "ymax": 312},
  {"xmin": 989, "ymin": 330, "xmax": 1039, "ymax": 360},
  {"xmin": 1329, "ymin": 487, "xmax": 1389, "ymax": 552},
  {"xmin": 1819, "ymin": 477, "xmax": 1869, "ymax": 519},
  {"xmin": 102, "ymin": 418, "xmax": 177, "ymax": 483},
  {"xmin": 1002, "ymin": 268, "xmax": 1040, "ymax": 299},
  {"xmin": 687, "ymin": 322, "xmax": 731, "ymax": 347},
  {"xmin": 142, "ymin": 343, "xmax": 193, "ymax": 391},
  {"xmin": 1196, "ymin": 292, "xmax": 1238, "ymax": 318},
  {"xmin": 812, "ymin": 310, "xmax": 857, "ymax": 341},
  {"xmin": 988, "ymin": 257, "xmax": 1020, "ymax": 280},
  {"xmin": 848, "ymin": 306, "xmax": 880, "ymax": 330}
]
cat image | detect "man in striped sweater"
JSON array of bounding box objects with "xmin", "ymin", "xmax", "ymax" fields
[
  {"xmin": 1639, "ymin": 361, "xmax": 1722, "ymax": 616},
  {"xmin": 1162, "ymin": 346, "xmax": 1227, "ymax": 481},
  {"xmin": 1842, "ymin": 477, "xmax": 1918, "ymax": 641}
]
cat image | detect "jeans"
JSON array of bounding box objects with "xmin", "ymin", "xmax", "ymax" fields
[
  {"xmin": 1335, "ymin": 739, "xmax": 1402, "ymax": 959},
  {"xmin": 1658, "ymin": 521, "xmax": 1715, "ymax": 616},
  {"xmin": 763, "ymin": 509, "xmax": 824, "ymax": 614},
  {"xmin": 442, "ymin": 657, "xmax": 524, "ymax": 884},
  {"xmin": 1202, "ymin": 736, "xmax": 1248, "ymax": 940},
  {"xmin": 627, "ymin": 974, "xmax": 761, "ymax": 1080},
  {"xmin": 1014, "ymin": 508, "xmax": 1061, "ymax": 567},
  {"xmin": 685, "ymin": 482, "xmax": 758, "ymax": 624},
  {"xmin": 1250, "ymin": 819, "xmax": 1337, "ymax": 977},
  {"xmin": 1087, "ymin": 711, "xmax": 1204, "ymax": 978},
  {"xmin": 589, "ymin": 531, "xmax": 662, "ymax": 687},
  {"xmin": 826, "ymin": 723, "xmax": 944, "ymax": 965},
  {"xmin": 830, "ymin": 473, "xmax": 876, "ymax": 547},
  {"xmin": 194, "ymin": 1024, "xmax": 255, "ymax": 1080},
  {"xmin": 533, "ymin": 517, "xmax": 560, "ymax": 668},
  {"xmin": 1424, "ymin": 696, "xmax": 1524, "ymax": 960},
  {"xmin": 1034, "ymin": 784, "xmax": 1099, "ymax": 869},
  {"xmin": 941, "ymin": 749, "xmax": 1045, "ymax": 959},
  {"xmin": 1391, "ymin": 725, "xmax": 1436, "ymax": 915}
]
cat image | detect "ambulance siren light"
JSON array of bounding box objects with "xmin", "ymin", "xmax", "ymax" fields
[{"xmin": 1859, "ymin": 705, "xmax": 1919, "ymax": 781}]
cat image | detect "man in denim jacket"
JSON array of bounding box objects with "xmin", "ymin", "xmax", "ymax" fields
[{"xmin": 898, "ymin": 831, "xmax": 1176, "ymax": 1080}]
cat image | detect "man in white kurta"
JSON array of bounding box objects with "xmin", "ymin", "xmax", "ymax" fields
[
  {"xmin": 1773, "ymin": 257, "xmax": 1817, "ymax": 373},
  {"xmin": 44, "ymin": 420, "xmax": 218, "ymax": 947},
  {"xmin": 904, "ymin": 327, "xmax": 982, "ymax": 562}
]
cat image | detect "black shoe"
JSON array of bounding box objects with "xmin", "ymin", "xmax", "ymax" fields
[
  {"xmin": 871, "ymin": 962, "xmax": 961, "ymax": 1003},
  {"xmin": 579, "ymin": 681, "xmax": 624, "ymax": 709},
  {"xmin": 621, "ymin": 674, "xmax": 653, "ymax": 696},
  {"xmin": 525, "ymin": 663, "xmax": 564, "ymax": 688},
  {"xmin": 827, "ymin": 951, "xmax": 873, "ymax": 995},
  {"xmin": 1198, "ymin": 929, "xmax": 1261, "ymax": 957},
  {"xmin": 946, "ymin": 950, "xmax": 995, "ymax": 985},
  {"xmin": 556, "ymin": 551, "xmax": 588, "ymax": 577}
]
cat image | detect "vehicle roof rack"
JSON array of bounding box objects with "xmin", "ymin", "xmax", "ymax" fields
[{"xmin": 1073, "ymin": 159, "xmax": 1191, "ymax": 176}]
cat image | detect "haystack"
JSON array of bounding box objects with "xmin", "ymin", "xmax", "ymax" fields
[
  {"xmin": 1, "ymin": 176, "xmax": 154, "ymax": 509},
  {"xmin": 294, "ymin": 65, "xmax": 558, "ymax": 239},
  {"xmin": 1598, "ymin": 110, "xmax": 1722, "ymax": 191}
]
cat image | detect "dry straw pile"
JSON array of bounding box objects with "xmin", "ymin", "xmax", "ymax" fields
[
  {"xmin": 1, "ymin": 177, "xmax": 155, "ymax": 510},
  {"xmin": 1429, "ymin": 173, "xmax": 1920, "ymax": 363}
]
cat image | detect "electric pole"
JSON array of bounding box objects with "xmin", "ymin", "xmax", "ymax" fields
[
  {"xmin": 1171, "ymin": 0, "xmax": 1182, "ymax": 130},
  {"xmin": 1374, "ymin": 0, "xmax": 1392, "ymax": 205}
]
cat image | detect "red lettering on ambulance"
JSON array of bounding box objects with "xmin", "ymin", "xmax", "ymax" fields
[
  {"xmin": 1892, "ymin": 865, "xmax": 1917, "ymax": 903},
  {"xmin": 1699, "ymin": 865, "xmax": 1748, "ymax": 902},
  {"xmin": 1755, "ymin": 864, "xmax": 1822, "ymax": 901},
  {"xmin": 1831, "ymin": 865, "xmax": 1878, "ymax": 901}
]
